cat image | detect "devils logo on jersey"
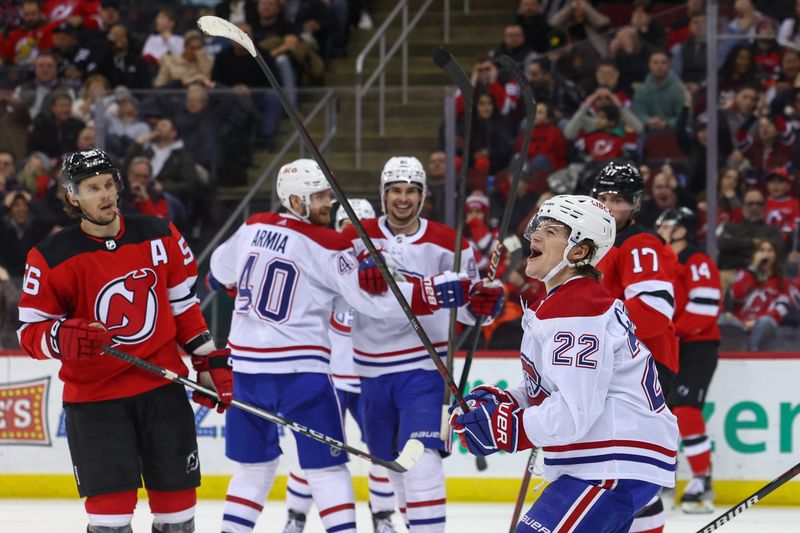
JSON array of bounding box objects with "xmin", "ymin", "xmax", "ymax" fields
[{"xmin": 95, "ymin": 268, "xmax": 159, "ymax": 345}]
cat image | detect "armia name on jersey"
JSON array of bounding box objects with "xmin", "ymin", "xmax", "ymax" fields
[{"xmin": 251, "ymin": 229, "xmax": 288, "ymax": 253}]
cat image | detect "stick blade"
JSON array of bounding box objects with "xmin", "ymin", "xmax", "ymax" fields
[
  {"xmin": 432, "ymin": 46, "xmax": 453, "ymax": 69},
  {"xmin": 395, "ymin": 439, "xmax": 425, "ymax": 471},
  {"xmin": 197, "ymin": 16, "xmax": 256, "ymax": 58}
]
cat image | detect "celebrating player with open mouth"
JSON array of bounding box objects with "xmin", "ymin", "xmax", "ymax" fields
[{"xmin": 450, "ymin": 195, "xmax": 678, "ymax": 532}]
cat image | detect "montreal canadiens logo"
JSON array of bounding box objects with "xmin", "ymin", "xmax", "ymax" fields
[{"xmin": 95, "ymin": 269, "xmax": 159, "ymax": 345}]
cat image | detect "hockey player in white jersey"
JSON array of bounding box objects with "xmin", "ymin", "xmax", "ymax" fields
[
  {"xmin": 283, "ymin": 198, "xmax": 400, "ymax": 533},
  {"xmin": 210, "ymin": 160, "xmax": 468, "ymax": 533},
  {"xmin": 340, "ymin": 157, "xmax": 505, "ymax": 532},
  {"xmin": 450, "ymin": 195, "xmax": 679, "ymax": 532}
]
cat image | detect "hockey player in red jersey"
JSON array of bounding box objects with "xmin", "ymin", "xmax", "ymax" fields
[
  {"xmin": 656, "ymin": 208, "xmax": 722, "ymax": 514},
  {"xmin": 591, "ymin": 161, "xmax": 679, "ymax": 533},
  {"xmin": 16, "ymin": 148, "xmax": 233, "ymax": 533}
]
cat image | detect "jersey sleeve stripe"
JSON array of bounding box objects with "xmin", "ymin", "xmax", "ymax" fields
[
  {"xmin": 688, "ymin": 287, "xmax": 721, "ymax": 300},
  {"xmin": 170, "ymin": 297, "xmax": 197, "ymax": 317},
  {"xmin": 685, "ymin": 302, "xmax": 720, "ymax": 316},
  {"xmin": 18, "ymin": 307, "xmax": 65, "ymax": 323},
  {"xmin": 637, "ymin": 293, "xmax": 675, "ymax": 320},
  {"xmin": 624, "ymin": 280, "xmax": 674, "ymax": 301}
]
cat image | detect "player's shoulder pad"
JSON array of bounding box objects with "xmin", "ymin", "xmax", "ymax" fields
[
  {"xmin": 245, "ymin": 211, "xmax": 282, "ymax": 227},
  {"xmin": 417, "ymin": 219, "xmax": 469, "ymax": 252},
  {"xmin": 124, "ymin": 214, "xmax": 172, "ymax": 241},
  {"xmin": 615, "ymin": 223, "xmax": 666, "ymax": 249},
  {"xmin": 340, "ymin": 218, "xmax": 383, "ymax": 242},
  {"xmin": 535, "ymin": 277, "xmax": 616, "ymax": 320}
]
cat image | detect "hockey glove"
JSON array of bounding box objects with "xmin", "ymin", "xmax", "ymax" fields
[
  {"xmin": 450, "ymin": 401, "xmax": 533, "ymax": 455},
  {"xmin": 462, "ymin": 384, "xmax": 519, "ymax": 409},
  {"xmin": 357, "ymin": 249, "xmax": 391, "ymax": 294},
  {"xmin": 48, "ymin": 318, "xmax": 112, "ymax": 360},
  {"xmin": 468, "ymin": 279, "xmax": 505, "ymax": 319},
  {"xmin": 412, "ymin": 271, "xmax": 472, "ymax": 312},
  {"xmin": 191, "ymin": 349, "xmax": 234, "ymax": 413}
]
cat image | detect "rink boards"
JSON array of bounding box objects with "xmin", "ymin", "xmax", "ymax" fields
[{"xmin": 0, "ymin": 351, "xmax": 798, "ymax": 505}]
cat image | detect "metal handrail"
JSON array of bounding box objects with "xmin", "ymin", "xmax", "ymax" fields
[
  {"xmin": 196, "ymin": 89, "xmax": 337, "ymax": 315},
  {"xmin": 353, "ymin": 0, "xmax": 450, "ymax": 169}
]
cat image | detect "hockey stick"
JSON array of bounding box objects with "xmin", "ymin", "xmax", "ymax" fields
[
  {"xmin": 695, "ymin": 460, "xmax": 800, "ymax": 533},
  {"xmin": 432, "ymin": 46, "xmax": 472, "ymax": 415},
  {"xmin": 196, "ymin": 16, "xmax": 469, "ymax": 411},
  {"xmin": 459, "ymin": 56, "xmax": 537, "ymax": 397},
  {"xmin": 508, "ymin": 448, "xmax": 540, "ymax": 533},
  {"xmin": 102, "ymin": 345, "xmax": 425, "ymax": 473}
]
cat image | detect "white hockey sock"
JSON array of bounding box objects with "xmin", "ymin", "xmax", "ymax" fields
[
  {"xmin": 285, "ymin": 464, "xmax": 314, "ymax": 516},
  {"xmin": 368, "ymin": 464, "xmax": 396, "ymax": 514},
  {"xmin": 402, "ymin": 449, "xmax": 446, "ymax": 532},
  {"xmin": 221, "ymin": 459, "xmax": 279, "ymax": 533},
  {"xmin": 306, "ymin": 464, "xmax": 356, "ymax": 532},
  {"xmin": 386, "ymin": 469, "xmax": 409, "ymax": 529}
]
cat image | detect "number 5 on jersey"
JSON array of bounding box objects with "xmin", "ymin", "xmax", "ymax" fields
[{"xmin": 236, "ymin": 254, "xmax": 299, "ymax": 323}]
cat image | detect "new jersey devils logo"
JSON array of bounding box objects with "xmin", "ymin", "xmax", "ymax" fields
[{"xmin": 95, "ymin": 269, "xmax": 159, "ymax": 345}]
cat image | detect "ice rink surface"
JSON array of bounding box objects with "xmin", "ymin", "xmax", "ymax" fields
[{"xmin": 1, "ymin": 500, "xmax": 799, "ymax": 532}]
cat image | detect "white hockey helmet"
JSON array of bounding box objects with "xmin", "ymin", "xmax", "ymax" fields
[
  {"xmin": 379, "ymin": 156, "xmax": 427, "ymax": 216},
  {"xmin": 335, "ymin": 198, "xmax": 376, "ymax": 231},
  {"xmin": 524, "ymin": 194, "xmax": 616, "ymax": 282},
  {"xmin": 276, "ymin": 158, "xmax": 331, "ymax": 221}
]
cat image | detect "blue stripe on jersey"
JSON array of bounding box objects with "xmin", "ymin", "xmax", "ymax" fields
[
  {"xmin": 232, "ymin": 354, "xmax": 330, "ymax": 364},
  {"xmin": 328, "ymin": 522, "xmax": 357, "ymax": 533},
  {"xmin": 287, "ymin": 487, "xmax": 313, "ymax": 499},
  {"xmin": 354, "ymin": 354, "xmax": 433, "ymax": 367},
  {"xmin": 369, "ymin": 489, "xmax": 395, "ymax": 497},
  {"xmin": 409, "ymin": 517, "xmax": 446, "ymax": 526},
  {"xmin": 544, "ymin": 453, "xmax": 676, "ymax": 471},
  {"xmin": 222, "ymin": 514, "xmax": 256, "ymax": 528}
]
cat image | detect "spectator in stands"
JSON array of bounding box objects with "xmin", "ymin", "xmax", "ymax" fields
[
  {"xmin": 547, "ymin": 0, "xmax": 609, "ymax": 62},
  {"xmin": 287, "ymin": 0, "xmax": 335, "ymax": 63},
  {"xmin": 464, "ymin": 190, "xmax": 495, "ymax": 276},
  {"xmin": 43, "ymin": 0, "xmax": 101, "ymax": 31},
  {"xmin": 426, "ymin": 150, "xmax": 446, "ymax": 224},
  {"xmin": 142, "ymin": 9, "xmax": 183, "ymax": 67},
  {"xmin": 572, "ymin": 103, "xmax": 639, "ymax": 164},
  {"xmin": 719, "ymin": 45, "xmax": 759, "ymax": 95},
  {"xmin": 15, "ymin": 151, "xmax": 52, "ymax": 198},
  {"xmin": 723, "ymin": 84, "xmax": 759, "ymax": 149},
  {"xmin": 154, "ymin": 30, "xmax": 214, "ymax": 88},
  {"xmin": 492, "ymin": 24, "xmax": 533, "ymax": 64},
  {"xmin": 253, "ymin": 0, "xmax": 300, "ymax": 106},
  {"xmin": 591, "ymin": 59, "xmax": 630, "ymax": 104},
  {"xmin": 763, "ymin": 167, "xmax": 800, "ymax": 244},
  {"xmin": 71, "ymin": 73, "xmax": 110, "ymax": 125},
  {"xmin": 0, "ymin": 264, "xmax": 22, "ymax": 348},
  {"xmin": 670, "ymin": 13, "xmax": 707, "ymax": 87},
  {"xmin": 768, "ymin": 50, "xmax": 800, "ymax": 105},
  {"xmin": 95, "ymin": 23, "xmax": 153, "ymax": 89},
  {"xmin": 515, "ymin": 0, "xmax": 550, "ymax": 54},
  {"xmin": 720, "ymin": 238, "xmax": 791, "ymax": 351},
  {"xmin": 0, "ymin": 91, "xmax": 32, "ymax": 161},
  {"xmin": 633, "ymin": 50, "xmax": 684, "ymax": 132},
  {"xmin": 124, "ymin": 117, "xmax": 199, "ymax": 225},
  {"xmin": 639, "ymin": 166, "xmax": 698, "ymax": 228},
  {"xmin": 608, "ymin": 27, "xmax": 653, "ymax": 99},
  {"xmin": 51, "ymin": 22, "xmax": 97, "ymax": 90},
  {"xmin": 460, "ymin": 91, "xmax": 514, "ymax": 175},
  {"xmin": 210, "ymin": 22, "xmax": 279, "ymax": 150},
  {"xmin": 631, "ymin": 1, "xmax": 667, "ymax": 50},
  {"xmin": 751, "ymin": 17, "xmax": 782, "ymax": 87},
  {"xmin": 216, "ymin": 0, "xmax": 258, "ymax": 24},
  {"xmin": 0, "ymin": 151, "xmax": 16, "ymax": 194},
  {"xmin": 75, "ymin": 126, "xmax": 95, "ymax": 151},
  {"xmin": 12, "ymin": 52, "xmax": 75, "ymax": 119},
  {"xmin": 27, "ymin": 91, "xmax": 85, "ymax": 158},
  {"xmin": 516, "ymin": 101, "xmax": 567, "ymax": 177},
  {"xmin": 125, "ymin": 156, "xmax": 171, "ymax": 220},
  {"xmin": 104, "ymin": 85, "xmax": 150, "ymax": 163},
  {"xmin": 0, "ymin": 190, "xmax": 53, "ymax": 277},
  {"xmin": 567, "ymin": 84, "xmax": 639, "ymax": 139},
  {"xmin": 739, "ymin": 116, "xmax": 794, "ymax": 181},
  {"xmin": 2, "ymin": 0, "xmax": 54, "ymax": 66},
  {"xmin": 719, "ymin": 167, "xmax": 746, "ymax": 220},
  {"xmin": 526, "ymin": 56, "xmax": 584, "ymax": 122},
  {"xmin": 726, "ymin": 0, "xmax": 761, "ymax": 47},
  {"xmin": 455, "ymin": 57, "xmax": 519, "ymax": 118},
  {"xmin": 174, "ymin": 84, "xmax": 217, "ymax": 174},
  {"xmin": 718, "ymin": 188, "xmax": 783, "ymax": 273},
  {"xmin": 778, "ymin": 0, "xmax": 800, "ymax": 50}
]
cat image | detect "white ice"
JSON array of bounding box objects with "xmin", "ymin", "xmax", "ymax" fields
[{"xmin": 0, "ymin": 500, "xmax": 798, "ymax": 532}]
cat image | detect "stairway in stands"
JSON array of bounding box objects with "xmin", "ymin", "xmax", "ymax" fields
[{"xmin": 221, "ymin": 0, "xmax": 517, "ymax": 202}]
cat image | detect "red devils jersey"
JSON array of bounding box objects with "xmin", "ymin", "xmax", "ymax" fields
[
  {"xmin": 575, "ymin": 129, "xmax": 638, "ymax": 162},
  {"xmin": 730, "ymin": 270, "xmax": 792, "ymax": 325},
  {"xmin": 597, "ymin": 224, "xmax": 679, "ymax": 373},
  {"xmin": 765, "ymin": 196, "xmax": 800, "ymax": 240},
  {"xmin": 17, "ymin": 214, "xmax": 207, "ymax": 402},
  {"xmin": 673, "ymin": 246, "xmax": 721, "ymax": 343}
]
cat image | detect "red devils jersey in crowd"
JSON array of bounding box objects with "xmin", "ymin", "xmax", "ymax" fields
[
  {"xmin": 673, "ymin": 246, "xmax": 722, "ymax": 343},
  {"xmin": 44, "ymin": 0, "xmax": 101, "ymax": 30},
  {"xmin": 765, "ymin": 195, "xmax": 800, "ymax": 241},
  {"xmin": 17, "ymin": 214, "xmax": 208, "ymax": 403},
  {"xmin": 575, "ymin": 129, "xmax": 638, "ymax": 162},
  {"xmin": 597, "ymin": 224, "xmax": 679, "ymax": 373},
  {"xmin": 729, "ymin": 270, "xmax": 793, "ymax": 325}
]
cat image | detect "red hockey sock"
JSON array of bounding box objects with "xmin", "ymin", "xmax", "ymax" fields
[{"xmin": 674, "ymin": 406, "xmax": 711, "ymax": 475}]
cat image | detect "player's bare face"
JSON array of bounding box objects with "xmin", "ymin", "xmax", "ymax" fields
[
  {"xmin": 596, "ymin": 193, "xmax": 634, "ymax": 230},
  {"xmin": 385, "ymin": 183, "xmax": 422, "ymax": 228},
  {"xmin": 525, "ymin": 221, "xmax": 568, "ymax": 280},
  {"xmin": 308, "ymin": 189, "xmax": 333, "ymax": 226},
  {"xmin": 73, "ymin": 174, "xmax": 119, "ymax": 227}
]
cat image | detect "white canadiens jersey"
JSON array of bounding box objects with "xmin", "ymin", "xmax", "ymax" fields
[
  {"xmin": 341, "ymin": 217, "xmax": 479, "ymax": 377},
  {"xmin": 329, "ymin": 302, "xmax": 360, "ymax": 393},
  {"xmin": 210, "ymin": 213, "xmax": 416, "ymax": 375},
  {"xmin": 507, "ymin": 276, "xmax": 679, "ymax": 487}
]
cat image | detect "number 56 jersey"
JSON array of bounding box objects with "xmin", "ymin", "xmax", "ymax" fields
[{"xmin": 507, "ymin": 277, "xmax": 679, "ymax": 487}]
